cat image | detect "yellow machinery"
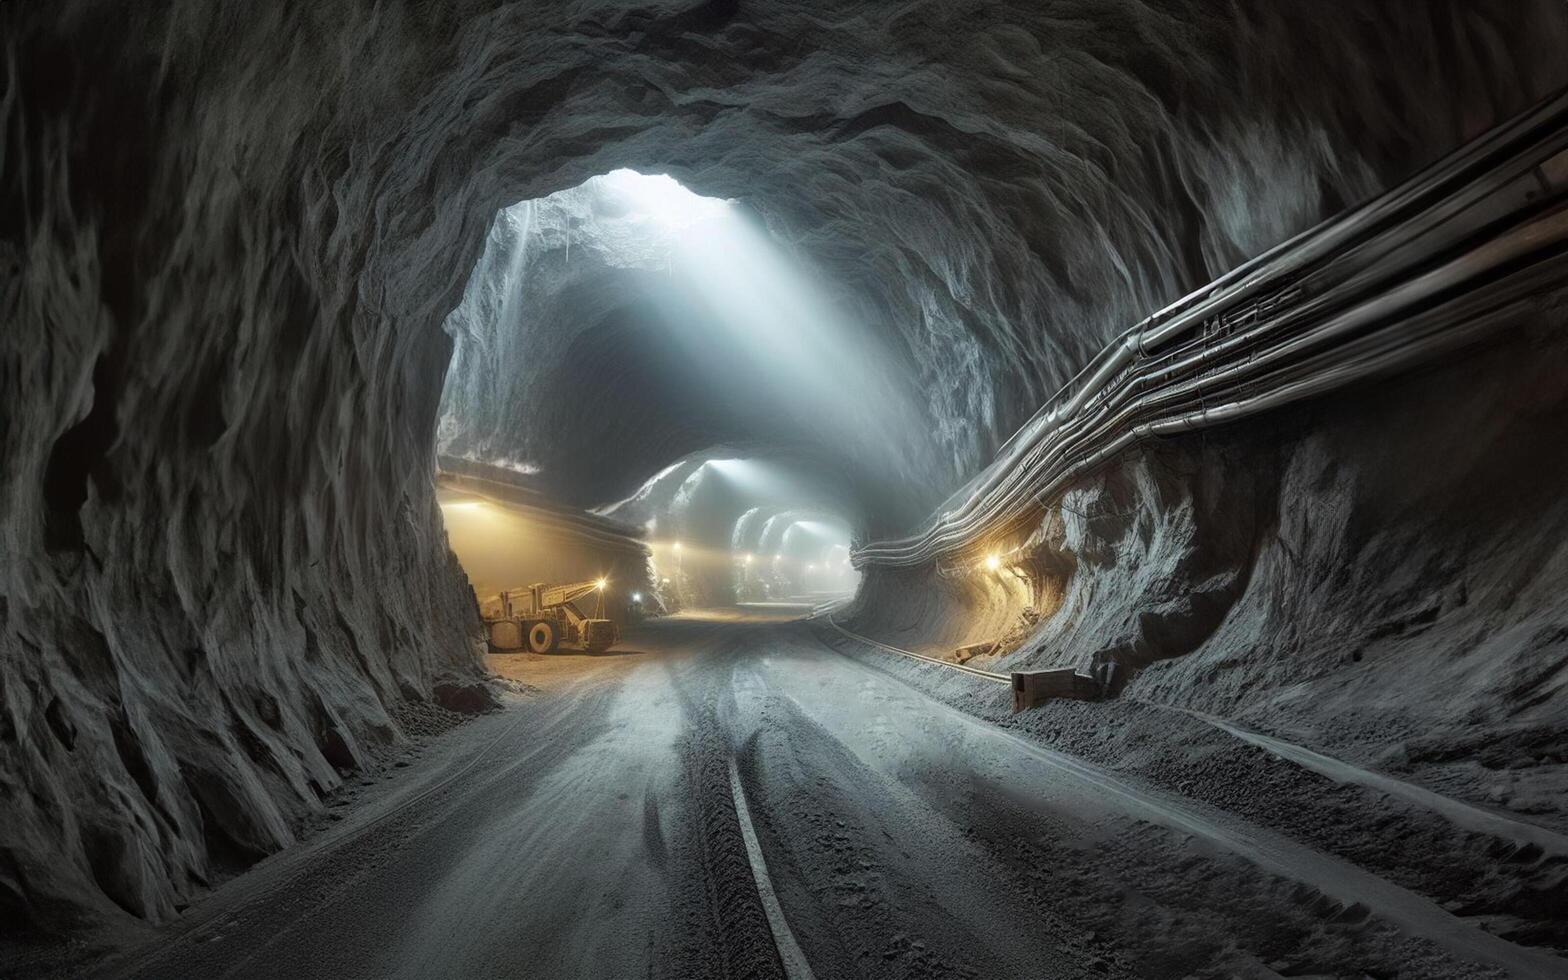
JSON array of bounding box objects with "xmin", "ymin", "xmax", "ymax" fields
[{"xmin": 484, "ymin": 579, "xmax": 620, "ymax": 653}]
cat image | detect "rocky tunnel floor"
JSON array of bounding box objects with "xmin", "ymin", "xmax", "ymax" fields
[{"xmin": 13, "ymin": 611, "xmax": 1562, "ymax": 980}]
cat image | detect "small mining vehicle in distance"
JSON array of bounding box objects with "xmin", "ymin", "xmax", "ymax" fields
[{"xmin": 483, "ymin": 579, "xmax": 621, "ymax": 653}]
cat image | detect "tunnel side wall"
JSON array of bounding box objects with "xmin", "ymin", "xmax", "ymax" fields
[
  {"xmin": 0, "ymin": 10, "xmax": 496, "ymax": 933},
  {"xmin": 848, "ymin": 301, "xmax": 1568, "ymax": 761}
]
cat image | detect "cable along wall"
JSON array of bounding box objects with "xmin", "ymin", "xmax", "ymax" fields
[{"xmin": 854, "ymin": 90, "xmax": 1568, "ymax": 569}]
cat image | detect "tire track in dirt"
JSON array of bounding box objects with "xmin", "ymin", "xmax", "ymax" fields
[{"xmin": 661, "ymin": 637, "xmax": 787, "ymax": 980}]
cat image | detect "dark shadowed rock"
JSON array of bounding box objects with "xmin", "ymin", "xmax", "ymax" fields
[{"xmin": 432, "ymin": 679, "xmax": 503, "ymax": 716}]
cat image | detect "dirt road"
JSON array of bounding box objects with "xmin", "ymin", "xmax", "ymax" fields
[{"xmin": 96, "ymin": 612, "xmax": 1567, "ymax": 979}]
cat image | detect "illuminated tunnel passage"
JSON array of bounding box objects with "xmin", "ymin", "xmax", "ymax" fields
[
  {"xmin": 437, "ymin": 170, "xmax": 933, "ymax": 541},
  {"xmin": 597, "ymin": 453, "xmax": 863, "ymax": 611},
  {"xmin": 8, "ymin": 4, "xmax": 1568, "ymax": 980},
  {"xmin": 435, "ymin": 489, "xmax": 648, "ymax": 626},
  {"xmin": 436, "ymin": 171, "xmax": 879, "ymax": 616}
]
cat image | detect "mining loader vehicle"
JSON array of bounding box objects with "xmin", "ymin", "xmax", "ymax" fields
[{"xmin": 483, "ymin": 579, "xmax": 621, "ymax": 653}]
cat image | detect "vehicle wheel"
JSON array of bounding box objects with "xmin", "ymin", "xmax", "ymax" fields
[
  {"xmin": 527, "ymin": 620, "xmax": 558, "ymax": 653},
  {"xmin": 488, "ymin": 621, "xmax": 523, "ymax": 651},
  {"xmin": 583, "ymin": 620, "xmax": 617, "ymax": 653}
]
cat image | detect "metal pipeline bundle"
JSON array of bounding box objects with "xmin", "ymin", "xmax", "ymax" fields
[{"xmin": 854, "ymin": 88, "xmax": 1568, "ymax": 570}]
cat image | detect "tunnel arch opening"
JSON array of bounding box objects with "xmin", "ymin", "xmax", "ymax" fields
[
  {"xmin": 434, "ymin": 169, "xmax": 887, "ymax": 614},
  {"xmin": 738, "ymin": 513, "xmax": 860, "ymax": 605}
]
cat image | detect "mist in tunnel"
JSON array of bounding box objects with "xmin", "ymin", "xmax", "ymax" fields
[
  {"xmin": 591, "ymin": 453, "xmax": 863, "ymax": 610},
  {"xmin": 435, "ymin": 491, "xmax": 645, "ymax": 619},
  {"xmin": 437, "ymin": 168, "xmax": 936, "ymax": 537}
]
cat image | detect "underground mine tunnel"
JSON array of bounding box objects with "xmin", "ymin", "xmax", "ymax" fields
[{"xmin": 5, "ymin": 3, "xmax": 1568, "ymax": 978}]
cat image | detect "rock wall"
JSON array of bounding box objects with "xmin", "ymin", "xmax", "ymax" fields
[
  {"xmin": 849, "ymin": 302, "xmax": 1568, "ymax": 819},
  {"xmin": 1125, "ymin": 309, "xmax": 1568, "ymax": 743},
  {"xmin": 1, "ymin": 3, "xmax": 500, "ymax": 934}
]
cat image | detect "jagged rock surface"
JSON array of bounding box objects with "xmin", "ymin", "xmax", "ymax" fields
[
  {"xmin": 4, "ymin": 0, "xmax": 1567, "ymax": 933},
  {"xmin": 848, "ymin": 312, "xmax": 1568, "ymax": 829}
]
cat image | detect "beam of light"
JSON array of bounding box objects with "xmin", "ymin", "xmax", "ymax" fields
[
  {"xmin": 597, "ymin": 171, "xmax": 918, "ymax": 478},
  {"xmin": 790, "ymin": 519, "xmax": 843, "ymax": 541},
  {"xmin": 670, "ymin": 212, "xmax": 907, "ymax": 440},
  {"xmin": 443, "ymin": 169, "xmax": 930, "ymax": 519},
  {"xmin": 706, "ymin": 458, "xmax": 803, "ymax": 500},
  {"xmin": 597, "ymin": 169, "xmax": 731, "ymax": 231},
  {"xmin": 780, "ymin": 517, "xmax": 852, "ymax": 559},
  {"xmin": 650, "ymin": 540, "xmax": 723, "ymax": 564}
]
